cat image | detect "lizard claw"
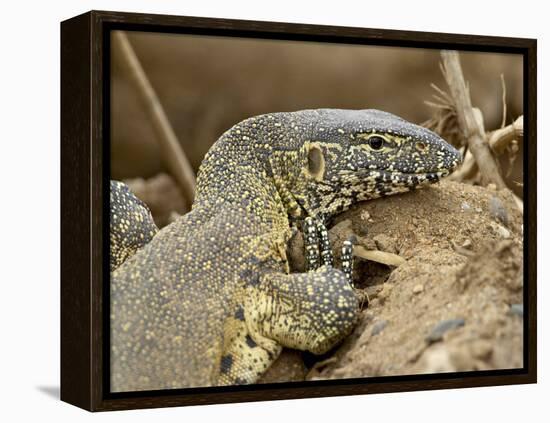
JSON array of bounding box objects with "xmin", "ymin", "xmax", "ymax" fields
[{"xmin": 303, "ymin": 218, "xmax": 354, "ymax": 287}]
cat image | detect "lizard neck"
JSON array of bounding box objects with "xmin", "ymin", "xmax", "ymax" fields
[
  {"xmin": 194, "ymin": 128, "xmax": 292, "ymax": 237},
  {"xmin": 267, "ymin": 152, "xmax": 309, "ymax": 224}
]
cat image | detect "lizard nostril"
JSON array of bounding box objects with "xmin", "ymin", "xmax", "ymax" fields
[{"xmin": 415, "ymin": 141, "xmax": 427, "ymax": 152}]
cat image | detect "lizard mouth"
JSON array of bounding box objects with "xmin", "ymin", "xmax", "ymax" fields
[
  {"xmin": 370, "ymin": 169, "xmax": 450, "ymax": 186},
  {"xmin": 379, "ymin": 154, "xmax": 463, "ymax": 184},
  {"xmin": 377, "ymin": 155, "xmax": 462, "ymax": 182}
]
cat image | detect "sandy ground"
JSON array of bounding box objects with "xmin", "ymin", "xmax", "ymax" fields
[
  {"xmin": 126, "ymin": 176, "xmax": 524, "ymax": 383},
  {"xmin": 260, "ymin": 180, "xmax": 524, "ymax": 383}
]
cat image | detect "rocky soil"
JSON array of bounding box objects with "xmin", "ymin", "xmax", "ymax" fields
[
  {"xmin": 260, "ymin": 180, "xmax": 524, "ymax": 383},
  {"xmin": 126, "ymin": 176, "xmax": 524, "ymax": 383}
]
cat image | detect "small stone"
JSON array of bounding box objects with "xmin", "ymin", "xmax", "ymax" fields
[
  {"xmin": 487, "ymin": 183, "xmax": 497, "ymax": 191},
  {"xmin": 360, "ymin": 210, "xmax": 374, "ymax": 223},
  {"xmin": 491, "ymin": 222, "xmax": 511, "ymax": 239},
  {"xmin": 331, "ymin": 219, "xmax": 352, "ymax": 234},
  {"xmin": 461, "ymin": 202, "xmax": 471, "ymax": 212},
  {"xmin": 371, "ymin": 320, "xmax": 388, "ymax": 336},
  {"xmin": 417, "ymin": 345, "xmax": 456, "ymax": 373},
  {"xmin": 357, "ymin": 236, "xmax": 377, "ymax": 251},
  {"xmin": 369, "ymin": 298, "xmax": 380, "ymax": 308},
  {"xmin": 259, "ymin": 349, "xmax": 307, "ymax": 383},
  {"xmin": 510, "ymin": 304, "xmax": 523, "ymax": 317},
  {"xmin": 471, "ymin": 340, "xmax": 493, "ymax": 360},
  {"xmin": 373, "ymin": 234, "xmax": 397, "ymax": 253},
  {"xmin": 461, "ymin": 239, "xmax": 472, "ymax": 249},
  {"xmin": 489, "ymin": 196, "xmax": 509, "ymax": 226},
  {"xmin": 377, "ymin": 284, "xmax": 393, "ymax": 302},
  {"xmin": 426, "ymin": 318, "xmax": 465, "ymax": 343},
  {"xmin": 413, "ymin": 284, "xmax": 424, "ymax": 294}
]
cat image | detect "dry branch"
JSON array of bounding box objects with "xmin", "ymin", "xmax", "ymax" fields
[
  {"xmin": 353, "ymin": 246, "xmax": 406, "ymax": 267},
  {"xmin": 113, "ymin": 31, "xmax": 196, "ymax": 204},
  {"xmin": 440, "ymin": 50, "xmax": 507, "ymax": 189},
  {"xmin": 500, "ymin": 74, "xmax": 507, "ymax": 129},
  {"xmin": 449, "ymin": 116, "xmax": 523, "ymax": 182},
  {"xmin": 489, "ymin": 116, "xmax": 523, "ymax": 154}
]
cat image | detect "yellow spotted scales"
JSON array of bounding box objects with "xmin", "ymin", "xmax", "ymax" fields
[
  {"xmin": 110, "ymin": 109, "xmax": 461, "ymax": 391},
  {"xmin": 110, "ymin": 181, "xmax": 158, "ymax": 271}
]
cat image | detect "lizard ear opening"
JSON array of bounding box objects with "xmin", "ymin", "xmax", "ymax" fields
[{"xmin": 306, "ymin": 143, "xmax": 325, "ymax": 182}]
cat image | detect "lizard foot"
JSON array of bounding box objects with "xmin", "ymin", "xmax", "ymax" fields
[
  {"xmin": 304, "ymin": 216, "xmax": 335, "ymax": 270},
  {"xmin": 248, "ymin": 267, "xmax": 359, "ymax": 356},
  {"xmin": 304, "ymin": 217, "xmax": 355, "ymax": 286}
]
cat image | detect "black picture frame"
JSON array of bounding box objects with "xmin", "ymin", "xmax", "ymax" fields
[{"xmin": 60, "ymin": 10, "xmax": 537, "ymax": 412}]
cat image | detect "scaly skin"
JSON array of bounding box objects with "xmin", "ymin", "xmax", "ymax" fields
[
  {"xmin": 109, "ymin": 180, "xmax": 158, "ymax": 271},
  {"xmin": 110, "ymin": 109, "xmax": 461, "ymax": 392}
]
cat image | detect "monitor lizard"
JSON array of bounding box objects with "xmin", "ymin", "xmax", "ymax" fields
[{"xmin": 110, "ymin": 109, "xmax": 461, "ymax": 391}]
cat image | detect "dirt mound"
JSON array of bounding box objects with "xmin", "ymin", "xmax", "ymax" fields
[{"xmin": 260, "ymin": 180, "xmax": 524, "ymax": 382}]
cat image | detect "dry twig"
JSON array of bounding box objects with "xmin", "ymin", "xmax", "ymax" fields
[
  {"xmin": 422, "ymin": 83, "xmax": 462, "ymax": 148},
  {"xmin": 353, "ymin": 246, "xmax": 406, "ymax": 267},
  {"xmin": 500, "ymin": 74, "xmax": 507, "ymax": 129},
  {"xmin": 113, "ymin": 31, "xmax": 196, "ymax": 205},
  {"xmin": 440, "ymin": 50, "xmax": 507, "ymax": 189},
  {"xmin": 489, "ymin": 115, "xmax": 523, "ymax": 154},
  {"xmin": 449, "ymin": 115, "xmax": 523, "ymax": 182}
]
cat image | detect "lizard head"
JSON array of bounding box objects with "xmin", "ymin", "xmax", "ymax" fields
[{"xmin": 289, "ymin": 109, "xmax": 462, "ymax": 221}]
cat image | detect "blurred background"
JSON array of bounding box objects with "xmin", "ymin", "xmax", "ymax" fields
[{"xmin": 111, "ymin": 31, "xmax": 523, "ymax": 226}]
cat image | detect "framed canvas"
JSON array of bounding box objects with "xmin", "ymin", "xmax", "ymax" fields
[{"xmin": 60, "ymin": 10, "xmax": 536, "ymax": 411}]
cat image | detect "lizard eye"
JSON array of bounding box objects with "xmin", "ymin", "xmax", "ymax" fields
[{"xmin": 367, "ymin": 135, "xmax": 385, "ymax": 150}]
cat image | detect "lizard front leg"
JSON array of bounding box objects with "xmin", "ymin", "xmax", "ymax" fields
[
  {"xmin": 247, "ymin": 267, "xmax": 359, "ymax": 356},
  {"xmin": 304, "ymin": 217, "xmax": 334, "ymax": 270},
  {"xmin": 304, "ymin": 217, "xmax": 320, "ymax": 271},
  {"xmin": 317, "ymin": 221, "xmax": 334, "ymax": 267},
  {"xmin": 216, "ymin": 306, "xmax": 282, "ymax": 386},
  {"xmin": 216, "ymin": 266, "xmax": 359, "ymax": 386},
  {"xmin": 340, "ymin": 239, "xmax": 354, "ymax": 286},
  {"xmin": 304, "ymin": 217, "xmax": 355, "ymax": 285}
]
